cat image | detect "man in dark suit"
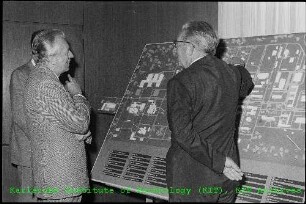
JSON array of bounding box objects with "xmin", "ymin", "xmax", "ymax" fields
[
  {"xmin": 166, "ymin": 21, "xmax": 254, "ymax": 202},
  {"xmin": 9, "ymin": 29, "xmax": 45, "ymax": 202}
]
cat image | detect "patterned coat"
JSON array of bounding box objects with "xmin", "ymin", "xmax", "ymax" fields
[
  {"xmin": 24, "ymin": 65, "xmax": 91, "ymax": 199},
  {"xmin": 10, "ymin": 60, "xmax": 35, "ymax": 167}
]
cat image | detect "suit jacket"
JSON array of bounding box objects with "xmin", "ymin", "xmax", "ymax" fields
[
  {"xmin": 24, "ymin": 65, "xmax": 91, "ymax": 199},
  {"xmin": 166, "ymin": 55, "xmax": 254, "ymax": 198},
  {"xmin": 10, "ymin": 60, "xmax": 35, "ymax": 167}
]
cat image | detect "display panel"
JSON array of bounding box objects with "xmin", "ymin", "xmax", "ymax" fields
[
  {"xmin": 92, "ymin": 43, "xmax": 179, "ymax": 199},
  {"xmin": 221, "ymin": 34, "xmax": 305, "ymax": 168},
  {"xmin": 91, "ymin": 33, "xmax": 305, "ymax": 202}
]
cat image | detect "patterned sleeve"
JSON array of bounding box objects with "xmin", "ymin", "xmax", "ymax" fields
[{"xmin": 36, "ymin": 79, "xmax": 91, "ymax": 134}]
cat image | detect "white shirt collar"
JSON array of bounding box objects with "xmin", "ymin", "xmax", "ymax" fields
[
  {"xmin": 31, "ymin": 58, "xmax": 36, "ymax": 66},
  {"xmin": 190, "ymin": 56, "xmax": 203, "ymax": 66}
]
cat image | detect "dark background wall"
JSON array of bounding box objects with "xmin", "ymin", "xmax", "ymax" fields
[{"xmin": 2, "ymin": 1, "xmax": 218, "ymax": 202}]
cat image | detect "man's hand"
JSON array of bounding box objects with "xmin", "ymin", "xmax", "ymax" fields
[
  {"xmin": 75, "ymin": 130, "xmax": 91, "ymax": 142},
  {"xmin": 64, "ymin": 74, "xmax": 82, "ymax": 96},
  {"xmin": 85, "ymin": 136, "xmax": 92, "ymax": 144},
  {"xmin": 223, "ymin": 157, "xmax": 244, "ymax": 181}
]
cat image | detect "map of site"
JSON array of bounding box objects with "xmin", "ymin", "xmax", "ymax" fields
[
  {"xmin": 105, "ymin": 33, "xmax": 305, "ymax": 167},
  {"xmin": 222, "ymin": 34, "xmax": 305, "ymax": 168},
  {"xmin": 106, "ymin": 43, "xmax": 183, "ymax": 148}
]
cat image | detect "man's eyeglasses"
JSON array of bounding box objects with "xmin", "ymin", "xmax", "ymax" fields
[{"xmin": 173, "ymin": 40, "xmax": 195, "ymax": 48}]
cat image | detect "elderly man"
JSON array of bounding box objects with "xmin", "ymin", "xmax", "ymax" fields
[
  {"xmin": 24, "ymin": 29, "xmax": 91, "ymax": 202},
  {"xmin": 166, "ymin": 21, "xmax": 254, "ymax": 202},
  {"xmin": 10, "ymin": 29, "xmax": 46, "ymax": 202}
]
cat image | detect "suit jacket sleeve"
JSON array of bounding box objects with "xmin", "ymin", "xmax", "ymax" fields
[
  {"xmin": 10, "ymin": 70, "xmax": 28, "ymax": 137},
  {"xmin": 235, "ymin": 65, "xmax": 254, "ymax": 98},
  {"xmin": 167, "ymin": 78, "xmax": 225, "ymax": 174},
  {"xmin": 37, "ymin": 79, "xmax": 91, "ymax": 134}
]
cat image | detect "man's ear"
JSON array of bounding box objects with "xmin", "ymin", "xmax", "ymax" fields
[{"xmin": 186, "ymin": 44, "xmax": 194, "ymax": 57}]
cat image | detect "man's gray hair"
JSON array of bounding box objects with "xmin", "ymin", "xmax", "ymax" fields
[
  {"xmin": 180, "ymin": 21, "xmax": 219, "ymax": 55},
  {"xmin": 31, "ymin": 29, "xmax": 66, "ymax": 64}
]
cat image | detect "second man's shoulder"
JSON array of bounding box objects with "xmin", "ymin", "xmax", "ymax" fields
[
  {"xmin": 171, "ymin": 66, "xmax": 194, "ymax": 81},
  {"xmin": 12, "ymin": 61, "xmax": 32, "ymax": 74},
  {"xmin": 167, "ymin": 70, "xmax": 194, "ymax": 91}
]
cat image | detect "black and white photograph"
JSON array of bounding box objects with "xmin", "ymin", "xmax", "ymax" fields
[{"xmin": 2, "ymin": 1, "xmax": 305, "ymax": 203}]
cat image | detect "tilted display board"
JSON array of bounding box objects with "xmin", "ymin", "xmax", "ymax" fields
[
  {"xmin": 92, "ymin": 43, "xmax": 180, "ymax": 200},
  {"xmin": 91, "ymin": 33, "xmax": 305, "ymax": 202}
]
